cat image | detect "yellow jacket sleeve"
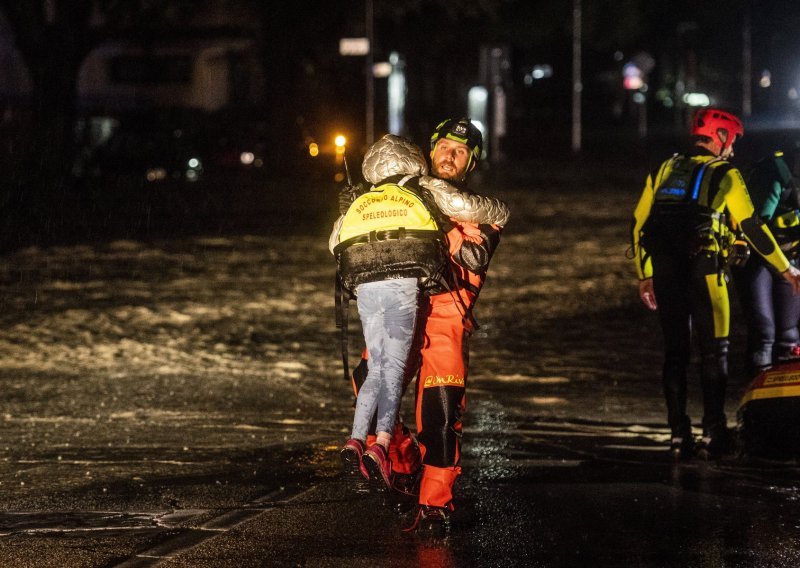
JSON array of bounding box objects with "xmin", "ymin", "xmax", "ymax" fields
[
  {"xmin": 721, "ymin": 167, "xmax": 791, "ymax": 273},
  {"xmin": 631, "ymin": 173, "xmax": 655, "ymax": 280}
]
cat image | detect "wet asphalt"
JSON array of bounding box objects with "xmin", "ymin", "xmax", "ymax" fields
[
  {"xmin": 2, "ymin": 411, "xmax": 799, "ymax": 567},
  {"xmin": 0, "ymin": 160, "xmax": 799, "ymax": 567}
]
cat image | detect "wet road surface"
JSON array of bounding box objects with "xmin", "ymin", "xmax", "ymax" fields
[{"xmin": 0, "ymin": 163, "xmax": 799, "ymax": 566}]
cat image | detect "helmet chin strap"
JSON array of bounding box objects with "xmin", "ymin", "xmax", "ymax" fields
[{"xmin": 466, "ymin": 155, "xmax": 475, "ymax": 172}]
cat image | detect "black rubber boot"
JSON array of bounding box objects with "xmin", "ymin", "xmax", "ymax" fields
[{"xmin": 669, "ymin": 415, "xmax": 694, "ymax": 460}]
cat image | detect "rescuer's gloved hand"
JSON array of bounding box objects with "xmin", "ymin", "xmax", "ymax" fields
[{"xmin": 338, "ymin": 182, "xmax": 367, "ymax": 215}]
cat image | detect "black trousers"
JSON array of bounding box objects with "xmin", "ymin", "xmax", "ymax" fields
[
  {"xmin": 652, "ymin": 253, "xmax": 729, "ymax": 435},
  {"xmin": 732, "ymin": 256, "xmax": 800, "ymax": 375}
]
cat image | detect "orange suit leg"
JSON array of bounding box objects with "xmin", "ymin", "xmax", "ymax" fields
[{"xmin": 415, "ymin": 294, "xmax": 470, "ymax": 508}]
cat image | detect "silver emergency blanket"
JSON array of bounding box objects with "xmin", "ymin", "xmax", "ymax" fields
[
  {"xmin": 361, "ymin": 134, "xmax": 429, "ymax": 180},
  {"xmin": 362, "ymin": 135, "xmax": 510, "ymax": 227},
  {"xmin": 330, "ymin": 134, "xmax": 510, "ymax": 253}
]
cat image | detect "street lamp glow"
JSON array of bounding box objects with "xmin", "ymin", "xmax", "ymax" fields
[
  {"xmin": 682, "ymin": 93, "xmax": 711, "ymax": 107},
  {"xmin": 335, "ymin": 135, "xmax": 346, "ymax": 155}
]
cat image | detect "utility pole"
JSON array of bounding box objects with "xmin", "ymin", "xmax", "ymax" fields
[
  {"xmin": 742, "ymin": 6, "xmax": 752, "ymax": 117},
  {"xmin": 572, "ymin": 0, "xmax": 582, "ymax": 153},
  {"xmin": 365, "ymin": 0, "xmax": 375, "ymax": 146}
]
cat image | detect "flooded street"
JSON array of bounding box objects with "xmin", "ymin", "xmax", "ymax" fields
[{"xmin": 0, "ymin": 164, "xmax": 799, "ymax": 566}]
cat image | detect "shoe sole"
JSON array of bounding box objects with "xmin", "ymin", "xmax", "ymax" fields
[
  {"xmin": 418, "ymin": 518, "xmax": 449, "ymax": 536},
  {"xmin": 392, "ymin": 471, "xmax": 421, "ymax": 497},
  {"xmin": 340, "ymin": 448, "xmax": 370, "ymax": 493},
  {"xmin": 402, "ymin": 511, "xmax": 450, "ymax": 535},
  {"xmin": 362, "ymin": 451, "xmax": 393, "ymax": 495},
  {"xmin": 670, "ymin": 444, "xmax": 695, "ymax": 461}
]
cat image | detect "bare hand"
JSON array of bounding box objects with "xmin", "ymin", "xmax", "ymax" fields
[
  {"xmin": 639, "ymin": 278, "xmax": 657, "ymax": 310},
  {"xmin": 781, "ymin": 265, "xmax": 800, "ymax": 294}
]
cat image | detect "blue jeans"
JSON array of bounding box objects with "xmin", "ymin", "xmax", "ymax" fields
[{"xmin": 351, "ymin": 278, "xmax": 418, "ymax": 440}]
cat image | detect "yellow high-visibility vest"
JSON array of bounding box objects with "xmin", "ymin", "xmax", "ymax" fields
[{"xmin": 339, "ymin": 182, "xmax": 439, "ymax": 243}]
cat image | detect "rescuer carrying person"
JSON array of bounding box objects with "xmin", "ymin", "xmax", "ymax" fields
[
  {"xmin": 339, "ymin": 118, "xmax": 508, "ymax": 533},
  {"xmin": 330, "ymin": 132, "xmax": 509, "ymax": 506}
]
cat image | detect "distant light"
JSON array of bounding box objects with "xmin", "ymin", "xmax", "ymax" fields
[
  {"xmin": 339, "ymin": 37, "xmax": 369, "ymax": 56},
  {"xmin": 388, "ymin": 52, "xmax": 406, "ymax": 135},
  {"xmin": 468, "ymin": 87, "xmax": 488, "ymax": 158},
  {"xmin": 789, "ymin": 88, "xmax": 799, "ymax": 100},
  {"xmin": 759, "ymin": 70, "xmax": 772, "ymax": 88},
  {"xmin": 623, "ymin": 62, "xmax": 644, "ymax": 90},
  {"xmin": 468, "ymin": 86, "xmax": 488, "ymax": 103},
  {"xmin": 188, "ymin": 158, "xmax": 200, "ymax": 169},
  {"xmin": 309, "ymin": 143, "xmax": 319, "ymax": 157},
  {"xmin": 624, "ymin": 76, "xmax": 644, "ymax": 90},
  {"xmin": 146, "ymin": 168, "xmax": 167, "ymax": 182},
  {"xmin": 186, "ymin": 169, "xmax": 199, "ymax": 182},
  {"xmin": 524, "ymin": 64, "xmax": 553, "ymax": 86},
  {"xmin": 682, "ymin": 93, "xmax": 711, "ymax": 107},
  {"xmin": 240, "ymin": 152, "xmax": 255, "ymax": 165},
  {"xmin": 532, "ymin": 64, "xmax": 552, "ymax": 79},
  {"xmin": 614, "ymin": 51, "xmax": 624, "ymax": 62},
  {"xmin": 632, "ymin": 92, "xmax": 646, "ymax": 104},
  {"xmin": 334, "ymin": 172, "xmax": 346, "ymax": 183},
  {"xmin": 335, "ymin": 135, "xmax": 346, "ymax": 156},
  {"xmin": 373, "ymin": 62, "xmax": 392, "ymax": 78}
]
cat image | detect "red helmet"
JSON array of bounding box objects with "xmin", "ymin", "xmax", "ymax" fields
[{"xmin": 691, "ymin": 108, "xmax": 744, "ymax": 152}]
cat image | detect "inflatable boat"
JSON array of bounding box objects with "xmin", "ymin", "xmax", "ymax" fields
[{"xmin": 737, "ymin": 359, "xmax": 800, "ymax": 459}]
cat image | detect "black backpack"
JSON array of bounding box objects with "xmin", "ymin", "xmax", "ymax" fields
[{"xmin": 640, "ymin": 156, "xmax": 723, "ymax": 256}]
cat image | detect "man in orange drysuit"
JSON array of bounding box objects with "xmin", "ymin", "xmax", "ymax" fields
[
  {"xmin": 404, "ymin": 214, "xmax": 501, "ymax": 532},
  {"xmin": 342, "ymin": 118, "xmax": 504, "ymax": 533}
]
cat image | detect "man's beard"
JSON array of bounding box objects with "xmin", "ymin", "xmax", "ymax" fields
[{"xmin": 433, "ymin": 162, "xmax": 466, "ymax": 185}]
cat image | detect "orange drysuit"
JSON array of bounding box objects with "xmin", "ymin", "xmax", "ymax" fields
[{"xmin": 350, "ymin": 222, "xmax": 501, "ymax": 509}]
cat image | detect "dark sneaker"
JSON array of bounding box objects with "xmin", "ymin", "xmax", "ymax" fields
[
  {"xmin": 668, "ymin": 417, "xmax": 694, "ymax": 460},
  {"xmin": 340, "ymin": 439, "xmax": 369, "ymax": 482},
  {"xmin": 392, "ymin": 467, "xmax": 422, "ymax": 497},
  {"xmin": 669, "ymin": 435, "xmax": 695, "ymax": 460},
  {"xmin": 386, "ymin": 467, "xmax": 422, "ymax": 514},
  {"xmin": 402, "ymin": 505, "xmax": 450, "ymax": 535},
  {"xmin": 695, "ymin": 428, "xmax": 732, "ymax": 460},
  {"xmin": 362, "ymin": 443, "xmax": 394, "ymax": 493}
]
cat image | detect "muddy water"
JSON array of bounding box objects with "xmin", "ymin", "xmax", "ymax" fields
[{"xmin": 0, "ymin": 173, "xmax": 796, "ymax": 565}]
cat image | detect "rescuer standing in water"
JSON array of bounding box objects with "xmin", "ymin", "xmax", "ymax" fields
[
  {"xmin": 631, "ymin": 108, "xmax": 800, "ymax": 460},
  {"xmin": 333, "ymin": 127, "xmax": 508, "ymax": 531},
  {"xmin": 339, "ymin": 118, "xmax": 508, "ymax": 533},
  {"xmin": 732, "ymin": 146, "xmax": 800, "ymax": 376}
]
